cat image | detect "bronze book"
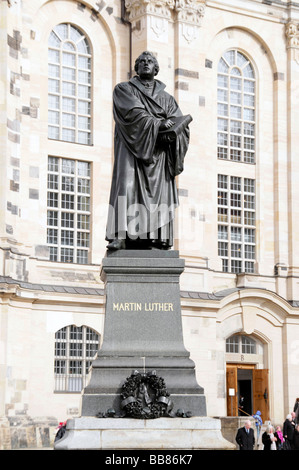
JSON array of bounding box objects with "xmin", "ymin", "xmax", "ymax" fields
[{"xmin": 159, "ymin": 114, "xmax": 193, "ymax": 138}]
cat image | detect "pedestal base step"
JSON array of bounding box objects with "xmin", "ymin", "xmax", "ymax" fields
[{"xmin": 54, "ymin": 417, "xmax": 236, "ymax": 450}]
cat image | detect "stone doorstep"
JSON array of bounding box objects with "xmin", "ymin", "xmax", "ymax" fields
[{"xmin": 54, "ymin": 417, "xmax": 236, "ymax": 450}]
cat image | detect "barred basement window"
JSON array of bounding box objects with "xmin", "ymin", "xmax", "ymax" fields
[
  {"xmin": 48, "ymin": 23, "xmax": 92, "ymax": 145},
  {"xmin": 47, "ymin": 156, "xmax": 91, "ymax": 264},
  {"xmin": 217, "ymin": 174, "xmax": 256, "ymax": 273},
  {"xmin": 54, "ymin": 325, "xmax": 100, "ymax": 392},
  {"xmin": 217, "ymin": 50, "xmax": 256, "ymax": 164}
]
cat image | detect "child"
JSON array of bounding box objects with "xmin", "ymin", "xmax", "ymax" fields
[{"xmin": 252, "ymin": 410, "xmax": 263, "ymax": 443}]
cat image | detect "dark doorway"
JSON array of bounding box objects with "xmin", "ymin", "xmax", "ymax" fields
[{"xmin": 238, "ymin": 369, "xmax": 253, "ymax": 416}]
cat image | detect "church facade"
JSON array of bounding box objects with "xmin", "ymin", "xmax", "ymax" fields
[{"xmin": 1, "ymin": 0, "xmax": 299, "ymax": 448}]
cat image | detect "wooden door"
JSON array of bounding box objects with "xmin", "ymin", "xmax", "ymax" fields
[
  {"xmin": 226, "ymin": 366, "xmax": 238, "ymax": 416},
  {"xmin": 253, "ymin": 369, "xmax": 269, "ymax": 421}
]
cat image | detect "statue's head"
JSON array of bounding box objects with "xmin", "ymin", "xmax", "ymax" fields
[{"xmin": 134, "ymin": 51, "xmax": 160, "ymax": 77}]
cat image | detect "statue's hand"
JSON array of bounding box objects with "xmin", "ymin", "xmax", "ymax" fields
[
  {"xmin": 159, "ymin": 119, "xmax": 174, "ymax": 131},
  {"xmin": 158, "ymin": 119, "xmax": 175, "ymax": 143}
]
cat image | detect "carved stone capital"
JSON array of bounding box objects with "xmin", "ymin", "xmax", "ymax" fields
[
  {"xmin": 175, "ymin": 0, "xmax": 206, "ymax": 25},
  {"xmin": 286, "ymin": 21, "xmax": 299, "ymax": 48},
  {"xmin": 125, "ymin": 0, "xmax": 175, "ymax": 21},
  {"xmin": 125, "ymin": 0, "xmax": 206, "ymax": 23}
]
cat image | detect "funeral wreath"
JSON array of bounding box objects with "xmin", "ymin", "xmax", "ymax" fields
[{"xmin": 120, "ymin": 370, "xmax": 174, "ymax": 419}]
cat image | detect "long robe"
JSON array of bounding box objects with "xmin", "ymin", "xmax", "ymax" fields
[{"xmin": 105, "ymin": 76, "xmax": 190, "ymax": 247}]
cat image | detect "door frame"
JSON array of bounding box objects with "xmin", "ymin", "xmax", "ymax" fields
[
  {"xmin": 226, "ymin": 363, "xmax": 255, "ymax": 417},
  {"xmin": 226, "ymin": 363, "xmax": 269, "ymax": 419}
]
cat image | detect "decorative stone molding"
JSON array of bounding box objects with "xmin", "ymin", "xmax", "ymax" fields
[
  {"xmin": 174, "ymin": 0, "xmax": 206, "ymax": 44},
  {"xmin": 175, "ymin": 0, "xmax": 206, "ymax": 25},
  {"xmin": 285, "ymin": 21, "xmax": 299, "ymax": 62},
  {"xmin": 286, "ymin": 21, "xmax": 299, "ymax": 48},
  {"xmin": 125, "ymin": 0, "xmax": 206, "ymax": 44},
  {"xmin": 149, "ymin": 15, "xmax": 169, "ymax": 40},
  {"xmin": 125, "ymin": 0, "xmax": 206, "ymax": 23},
  {"xmin": 125, "ymin": 0, "xmax": 175, "ymax": 22}
]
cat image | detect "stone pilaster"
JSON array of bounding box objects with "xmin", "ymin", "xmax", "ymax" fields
[
  {"xmin": 286, "ymin": 21, "xmax": 299, "ymax": 58},
  {"xmin": 285, "ymin": 20, "xmax": 299, "ymax": 297},
  {"xmin": 172, "ymin": 1, "xmax": 206, "ymax": 253},
  {"xmin": 175, "ymin": 0, "xmax": 206, "ymax": 42}
]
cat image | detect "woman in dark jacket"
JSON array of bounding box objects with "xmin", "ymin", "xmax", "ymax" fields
[
  {"xmin": 283, "ymin": 414, "xmax": 295, "ymax": 449},
  {"xmin": 262, "ymin": 425, "xmax": 277, "ymax": 450}
]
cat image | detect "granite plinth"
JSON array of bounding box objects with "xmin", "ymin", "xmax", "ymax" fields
[
  {"xmin": 81, "ymin": 250, "xmax": 207, "ymax": 418},
  {"xmin": 54, "ymin": 417, "xmax": 236, "ymax": 450}
]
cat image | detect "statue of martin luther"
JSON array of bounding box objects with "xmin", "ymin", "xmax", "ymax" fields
[{"xmin": 105, "ymin": 51, "xmax": 191, "ymax": 250}]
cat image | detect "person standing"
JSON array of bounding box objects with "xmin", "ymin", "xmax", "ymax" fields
[
  {"xmin": 293, "ymin": 424, "xmax": 299, "ymax": 450},
  {"xmin": 262, "ymin": 425, "xmax": 277, "ymax": 450},
  {"xmin": 294, "ymin": 398, "xmax": 299, "ymax": 424},
  {"xmin": 283, "ymin": 414, "xmax": 295, "ymax": 449},
  {"xmin": 252, "ymin": 410, "xmax": 263, "ymax": 443},
  {"xmin": 236, "ymin": 420, "xmax": 255, "ymax": 450},
  {"xmin": 274, "ymin": 425, "xmax": 284, "ymax": 450},
  {"xmin": 238, "ymin": 395, "xmax": 245, "ymax": 415}
]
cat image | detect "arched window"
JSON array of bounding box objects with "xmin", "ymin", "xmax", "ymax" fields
[
  {"xmin": 54, "ymin": 325, "xmax": 100, "ymax": 392},
  {"xmin": 217, "ymin": 50, "xmax": 256, "ymax": 164},
  {"xmin": 48, "ymin": 23, "xmax": 92, "ymax": 145},
  {"xmin": 226, "ymin": 334, "xmax": 257, "ymax": 354}
]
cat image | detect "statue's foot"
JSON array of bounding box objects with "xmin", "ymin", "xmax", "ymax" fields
[
  {"xmin": 107, "ymin": 239, "xmax": 126, "ymax": 250},
  {"xmin": 150, "ymin": 240, "xmax": 170, "ymax": 250},
  {"xmin": 160, "ymin": 243, "xmax": 170, "ymax": 250}
]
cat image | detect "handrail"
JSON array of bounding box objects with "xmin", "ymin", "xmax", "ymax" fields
[{"xmin": 238, "ymin": 407, "xmax": 252, "ymax": 417}]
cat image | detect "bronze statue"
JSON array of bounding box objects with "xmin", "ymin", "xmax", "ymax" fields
[{"xmin": 106, "ymin": 51, "xmax": 192, "ymax": 250}]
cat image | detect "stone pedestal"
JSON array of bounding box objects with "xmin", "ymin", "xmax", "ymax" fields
[
  {"xmin": 54, "ymin": 417, "xmax": 236, "ymax": 450},
  {"xmin": 55, "ymin": 250, "xmax": 235, "ymax": 451},
  {"xmin": 81, "ymin": 250, "xmax": 207, "ymax": 417}
]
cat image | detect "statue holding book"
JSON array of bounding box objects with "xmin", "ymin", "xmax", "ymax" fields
[{"xmin": 106, "ymin": 51, "xmax": 192, "ymax": 250}]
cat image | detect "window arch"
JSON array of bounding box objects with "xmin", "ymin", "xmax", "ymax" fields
[
  {"xmin": 54, "ymin": 325, "xmax": 100, "ymax": 392},
  {"xmin": 48, "ymin": 23, "xmax": 92, "ymax": 145},
  {"xmin": 226, "ymin": 334, "xmax": 259, "ymax": 355},
  {"xmin": 217, "ymin": 50, "xmax": 256, "ymax": 164}
]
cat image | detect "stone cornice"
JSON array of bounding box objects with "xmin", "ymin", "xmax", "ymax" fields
[{"xmin": 125, "ymin": 0, "xmax": 206, "ymax": 23}]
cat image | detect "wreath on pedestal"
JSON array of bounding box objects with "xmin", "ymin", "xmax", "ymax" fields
[{"xmin": 120, "ymin": 370, "xmax": 174, "ymax": 419}]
